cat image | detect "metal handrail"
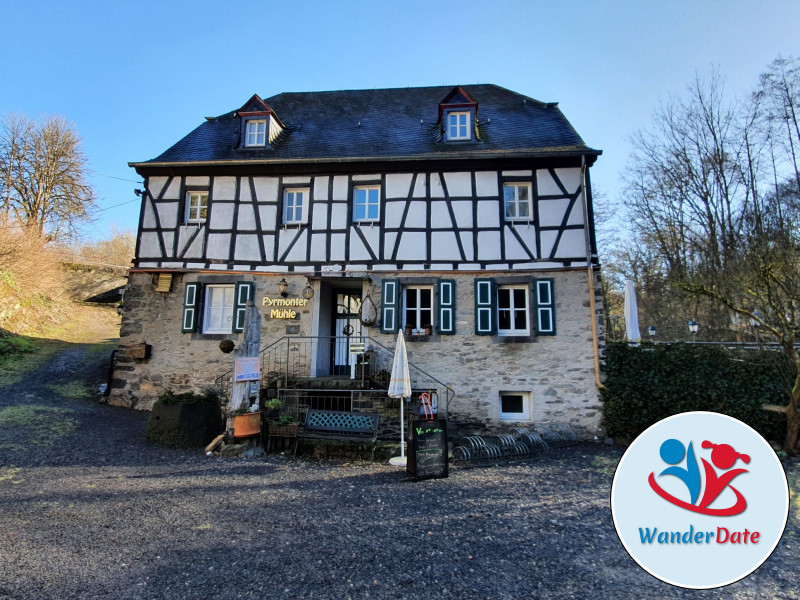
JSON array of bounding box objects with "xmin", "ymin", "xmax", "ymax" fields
[{"xmin": 214, "ymin": 335, "xmax": 455, "ymax": 415}]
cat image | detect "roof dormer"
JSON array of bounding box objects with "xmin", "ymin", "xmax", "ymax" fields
[
  {"xmin": 236, "ymin": 94, "xmax": 285, "ymax": 148},
  {"xmin": 439, "ymin": 86, "xmax": 478, "ymax": 142}
]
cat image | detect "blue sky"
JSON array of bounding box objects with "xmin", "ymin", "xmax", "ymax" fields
[{"xmin": 3, "ymin": 1, "xmax": 800, "ymax": 241}]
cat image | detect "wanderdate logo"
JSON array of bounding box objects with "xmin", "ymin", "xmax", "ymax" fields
[
  {"xmin": 649, "ymin": 438, "xmax": 750, "ymax": 516},
  {"xmin": 611, "ymin": 412, "xmax": 789, "ymax": 589}
]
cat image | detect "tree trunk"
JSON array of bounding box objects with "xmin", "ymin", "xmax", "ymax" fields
[
  {"xmin": 227, "ymin": 301, "xmax": 262, "ymax": 435},
  {"xmin": 785, "ymin": 373, "xmax": 800, "ymax": 454}
]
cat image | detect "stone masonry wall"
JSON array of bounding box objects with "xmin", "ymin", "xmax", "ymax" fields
[{"xmin": 110, "ymin": 269, "xmax": 604, "ymax": 439}]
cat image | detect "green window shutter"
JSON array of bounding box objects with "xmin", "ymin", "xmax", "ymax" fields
[
  {"xmin": 182, "ymin": 282, "xmax": 200, "ymax": 333},
  {"xmin": 380, "ymin": 279, "xmax": 399, "ymax": 334},
  {"xmin": 474, "ymin": 278, "xmax": 496, "ymax": 335},
  {"xmin": 534, "ymin": 278, "xmax": 556, "ymax": 335},
  {"xmin": 437, "ymin": 279, "xmax": 456, "ymax": 335},
  {"xmin": 233, "ymin": 281, "xmax": 255, "ymax": 333}
]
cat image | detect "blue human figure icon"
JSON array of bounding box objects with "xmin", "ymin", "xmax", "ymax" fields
[{"xmin": 658, "ymin": 438, "xmax": 701, "ymax": 505}]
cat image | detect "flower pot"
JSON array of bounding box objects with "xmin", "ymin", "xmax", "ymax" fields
[{"xmin": 233, "ymin": 412, "xmax": 261, "ymax": 437}]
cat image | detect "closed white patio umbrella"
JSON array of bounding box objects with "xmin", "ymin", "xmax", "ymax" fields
[
  {"xmin": 387, "ymin": 330, "xmax": 411, "ymax": 466},
  {"xmin": 624, "ymin": 279, "xmax": 641, "ymax": 342}
]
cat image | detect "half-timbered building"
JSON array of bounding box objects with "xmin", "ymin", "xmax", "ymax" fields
[{"xmin": 113, "ymin": 84, "xmax": 605, "ymax": 439}]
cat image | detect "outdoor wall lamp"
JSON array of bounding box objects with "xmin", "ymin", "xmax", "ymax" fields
[
  {"xmin": 302, "ymin": 280, "xmax": 314, "ymax": 299},
  {"xmin": 688, "ymin": 320, "xmax": 699, "ymax": 342},
  {"xmin": 648, "ymin": 326, "xmax": 656, "ymax": 339},
  {"xmin": 278, "ymin": 278, "xmax": 289, "ymax": 297}
]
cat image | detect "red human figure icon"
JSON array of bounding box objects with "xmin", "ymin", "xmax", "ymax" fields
[{"xmin": 698, "ymin": 441, "xmax": 750, "ymax": 513}]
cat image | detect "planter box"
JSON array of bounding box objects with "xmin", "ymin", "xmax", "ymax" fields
[{"xmin": 269, "ymin": 423, "xmax": 298, "ymax": 437}]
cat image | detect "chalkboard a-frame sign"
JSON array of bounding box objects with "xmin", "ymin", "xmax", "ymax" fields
[{"xmin": 407, "ymin": 418, "xmax": 448, "ymax": 480}]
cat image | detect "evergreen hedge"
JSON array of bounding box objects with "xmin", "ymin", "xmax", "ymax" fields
[{"xmin": 601, "ymin": 343, "xmax": 789, "ymax": 443}]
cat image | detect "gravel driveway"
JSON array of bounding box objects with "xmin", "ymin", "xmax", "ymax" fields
[{"xmin": 0, "ymin": 344, "xmax": 797, "ymax": 600}]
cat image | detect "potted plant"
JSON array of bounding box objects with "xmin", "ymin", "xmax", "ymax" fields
[
  {"xmin": 231, "ymin": 405, "xmax": 261, "ymax": 437},
  {"xmin": 424, "ymin": 324, "xmax": 433, "ymax": 336},
  {"xmin": 269, "ymin": 413, "xmax": 299, "ymax": 437}
]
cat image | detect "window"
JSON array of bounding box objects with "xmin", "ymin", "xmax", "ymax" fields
[
  {"xmin": 354, "ymin": 185, "xmax": 380, "ymax": 222},
  {"xmin": 499, "ymin": 391, "xmax": 531, "ymax": 421},
  {"xmin": 446, "ymin": 111, "xmax": 470, "ymax": 140},
  {"xmin": 475, "ymin": 278, "xmax": 555, "ymax": 336},
  {"xmin": 181, "ymin": 281, "xmax": 255, "ymax": 334},
  {"xmin": 283, "ymin": 188, "xmax": 308, "ymax": 224},
  {"xmin": 245, "ymin": 119, "xmax": 266, "ymax": 147},
  {"xmin": 404, "ymin": 286, "xmax": 433, "ymax": 333},
  {"xmin": 504, "ymin": 183, "xmax": 532, "ymax": 221},
  {"xmin": 185, "ymin": 191, "xmax": 208, "ymax": 223},
  {"xmin": 380, "ymin": 279, "xmax": 456, "ymax": 335},
  {"xmin": 497, "ymin": 285, "xmax": 529, "ymax": 335},
  {"xmin": 203, "ymin": 285, "xmax": 235, "ymax": 334}
]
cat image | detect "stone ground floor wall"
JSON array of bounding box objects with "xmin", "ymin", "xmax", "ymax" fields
[{"xmin": 110, "ymin": 268, "xmax": 605, "ymax": 440}]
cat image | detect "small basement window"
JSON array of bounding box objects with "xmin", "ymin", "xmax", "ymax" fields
[{"xmin": 499, "ymin": 391, "xmax": 531, "ymax": 421}]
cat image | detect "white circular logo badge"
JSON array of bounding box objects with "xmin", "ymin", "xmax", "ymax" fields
[{"xmin": 611, "ymin": 411, "xmax": 789, "ymax": 589}]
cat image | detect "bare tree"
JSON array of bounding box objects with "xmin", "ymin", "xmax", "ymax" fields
[
  {"xmin": 0, "ymin": 113, "xmax": 95, "ymax": 239},
  {"xmin": 619, "ymin": 57, "xmax": 800, "ymax": 452}
]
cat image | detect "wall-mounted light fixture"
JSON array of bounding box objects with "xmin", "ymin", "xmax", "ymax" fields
[
  {"xmin": 278, "ymin": 278, "xmax": 289, "ymax": 297},
  {"xmin": 648, "ymin": 326, "xmax": 656, "ymax": 340},
  {"xmin": 302, "ymin": 280, "xmax": 314, "ymax": 299}
]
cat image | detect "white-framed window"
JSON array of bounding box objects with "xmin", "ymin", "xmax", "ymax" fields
[
  {"xmin": 353, "ymin": 185, "xmax": 380, "ymax": 222},
  {"xmin": 504, "ymin": 182, "xmax": 532, "ymax": 221},
  {"xmin": 403, "ymin": 286, "xmax": 434, "ymax": 333},
  {"xmin": 497, "ymin": 285, "xmax": 529, "ymax": 335},
  {"xmin": 245, "ymin": 119, "xmax": 267, "ymax": 147},
  {"xmin": 446, "ymin": 111, "xmax": 470, "ymax": 140},
  {"xmin": 283, "ymin": 188, "xmax": 308, "ymax": 224},
  {"xmin": 499, "ymin": 391, "xmax": 531, "ymax": 421},
  {"xmin": 185, "ymin": 191, "xmax": 208, "ymax": 223},
  {"xmin": 202, "ymin": 284, "xmax": 235, "ymax": 334}
]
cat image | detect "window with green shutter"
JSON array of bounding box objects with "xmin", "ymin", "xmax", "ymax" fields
[
  {"xmin": 182, "ymin": 282, "xmax": 200, "ymax": 333},
  {"xmin": 233, "ymin": 281, "xmax": 256, "ymax": 333},
  {"xmin": 437, "ymin": 279, "xmax": 456, "ymax": 335},
  {"xmin": 534, "ymin": 278, "xmax": 556, "ymax": 335},
  {"xmin": 474, "ymin": 278, "xmax": 496, "ymax": 335},
  {"xmin": 380, "ymin": 279, "xmax": 399, "ymax": 333}
]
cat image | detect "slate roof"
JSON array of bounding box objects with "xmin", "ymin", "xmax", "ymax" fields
[{"xmin": 132, "ymin": 84, "xmax": 600, "ymax": 167}]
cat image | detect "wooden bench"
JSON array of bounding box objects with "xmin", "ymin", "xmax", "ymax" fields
[{"xmin": 294, "ymin": 409, "xmax": 380, "ymax": 461}]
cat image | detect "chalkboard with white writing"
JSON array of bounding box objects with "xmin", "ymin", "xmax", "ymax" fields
[{"xmin": 407, "ymin": 418, "xmax": 448, "ymax": 480}]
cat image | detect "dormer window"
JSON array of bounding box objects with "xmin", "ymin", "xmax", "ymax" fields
[
  {"xmin": 245, "ymin": 119, "xmax": 266, "ymax": 147},
  {"xmin": 439, "ymin": 86, "xmax": 479, "ymax": 143},
  {"xmin": 447, "ymin": 111, "xmax": 471, "ymax": 141},
  {"xmin": 237, "ymin": 94, "xmax": 285, "ymax": 149}
]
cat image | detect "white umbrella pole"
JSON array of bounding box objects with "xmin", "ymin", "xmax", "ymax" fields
[{"xmin": 400, "ymin": 397, "xmax": 405, "ymax": 458}]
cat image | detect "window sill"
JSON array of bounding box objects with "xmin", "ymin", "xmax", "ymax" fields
[
  {"xmin": 492, "ymin": 335, "xmax": 536, "ymax": 344},
  {"xmin": 406, "ymin": 334, "xmax": 440, "ymax": 343}
]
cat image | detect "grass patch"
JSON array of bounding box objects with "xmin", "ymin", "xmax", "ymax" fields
[
  {"xmin": 590, "ymin": 454, "xmax": 619, "ymax": 475},
  {"xmin": 0, "ymin": 405, "xmax": 77, "ymax": 447},
  {"xmin": 0, "ymin": 334, "xmax": 36, "ymax": 357},
  {"xmin": 47, "ymin": 380, "xmax": 93, "ymax": 401},
  {"xmin": 0, "ymin": 338, "xmax": 67, "ymax": 387}
]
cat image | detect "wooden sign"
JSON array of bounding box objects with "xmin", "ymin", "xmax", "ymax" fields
[{"xmin": 407, "ymin": 418, "xmax": 448, "ymax": 480}]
